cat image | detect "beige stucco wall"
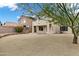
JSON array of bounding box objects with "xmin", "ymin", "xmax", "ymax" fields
[
  {"xmin": 18, "ymin": 16, "xmax": 32, "ymax": 27},
  {"xmin": 32, "ymin": 19, "xmax": 72, "ymax": 34},
  {"xmin": 32, "ymin": 20, "xmax": 59, "ymax": 33},
  {"xmin": 0, "ymin": 26, "xmax": 16, "ymax": 33},
  {"xmin": 18, "ymin": 16, "xmax": 33, "ymax": 33},
  {"xmin": 32, "ymin": 19, "xmax": 49, "ymax": 26}
]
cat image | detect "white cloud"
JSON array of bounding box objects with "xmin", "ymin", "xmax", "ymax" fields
[
  {"xmin": 0, "ymin": 3, "xmax": 18, "ymax": 11},
  {"xmin": 17, "ymin": 16, "xmax": 20, "ymax": 19}
]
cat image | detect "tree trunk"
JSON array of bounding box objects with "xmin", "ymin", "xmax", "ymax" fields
[
  {"xmin": 72, "ymin": 27, "xmax": 78, "ymax": 44},
  {"xmin": 73, "ymin": 34, "xmax": 78, "ymax": 44}
]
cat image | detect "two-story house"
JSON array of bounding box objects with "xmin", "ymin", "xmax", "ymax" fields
[
  {"xmin": 32, "ymin": 16, "xmax": 72, "ymax": 34},
  {"xmin": 18, "ymin": 15, "xmax": 34, "ymax": 33}
]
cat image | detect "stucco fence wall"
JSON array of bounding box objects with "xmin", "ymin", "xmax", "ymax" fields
[
  {"xmin": 0, "ymin": 26, "xmax": 32, "ymax": 34},
  {"xmin": 0, "ymin": 26, "xmax": 16, "ymax": 34}
]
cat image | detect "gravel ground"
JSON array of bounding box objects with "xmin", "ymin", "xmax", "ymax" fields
[{"xmin": 0, "ymin": 33, "xmax": 79, "ymax": 56}]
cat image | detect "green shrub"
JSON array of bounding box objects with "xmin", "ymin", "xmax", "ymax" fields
[{"xmin": 15, "ymin": 26, "xmax": 24, "ymax": 33}]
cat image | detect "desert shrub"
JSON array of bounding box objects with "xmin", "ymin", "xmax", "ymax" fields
[{"xmin": 15, "ymin": 26, "xmax": 24, "ymax": 33}]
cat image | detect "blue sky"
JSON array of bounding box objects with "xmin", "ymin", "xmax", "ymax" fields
[
  {"xmin": 0, "ymin": 3, "xmax": 41, "ymax": 24},
  {"xmin": 0, "ymin": 3, "xmax": 23, "ymax": 24}
]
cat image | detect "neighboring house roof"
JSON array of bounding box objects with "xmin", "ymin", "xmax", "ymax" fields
[
  {"xmin": 4, "ymin": 22, "xmax": 18, "ymax": 26},
  {"xmin": 18, "ymin": 15, "xmax": 36, "ymax": 21}
]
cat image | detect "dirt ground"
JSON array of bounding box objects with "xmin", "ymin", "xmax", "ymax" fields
[{"xmin": 0, "ymin": 33, "xmax": 79, "ymax": 56}]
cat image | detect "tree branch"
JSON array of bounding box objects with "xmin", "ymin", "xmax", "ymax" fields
[{"xmin": 37, "ymin": 4, "xmax": 54, "ymax": 18}]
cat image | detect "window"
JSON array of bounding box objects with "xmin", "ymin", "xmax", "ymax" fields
[
  {"xmin": 39, "ymin": 26, "xmax": 43, "ymax": 31},
  {"xmin": 60, "ymin": 26, "xmax": 68, "ymax": 31},
  {"xmin": 34, "ymin": 26, "xmax": 36, "ymax": 32},
  {"xmin": 23, "ymin": 25, "xmax": 26, "ymax": 27}
]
